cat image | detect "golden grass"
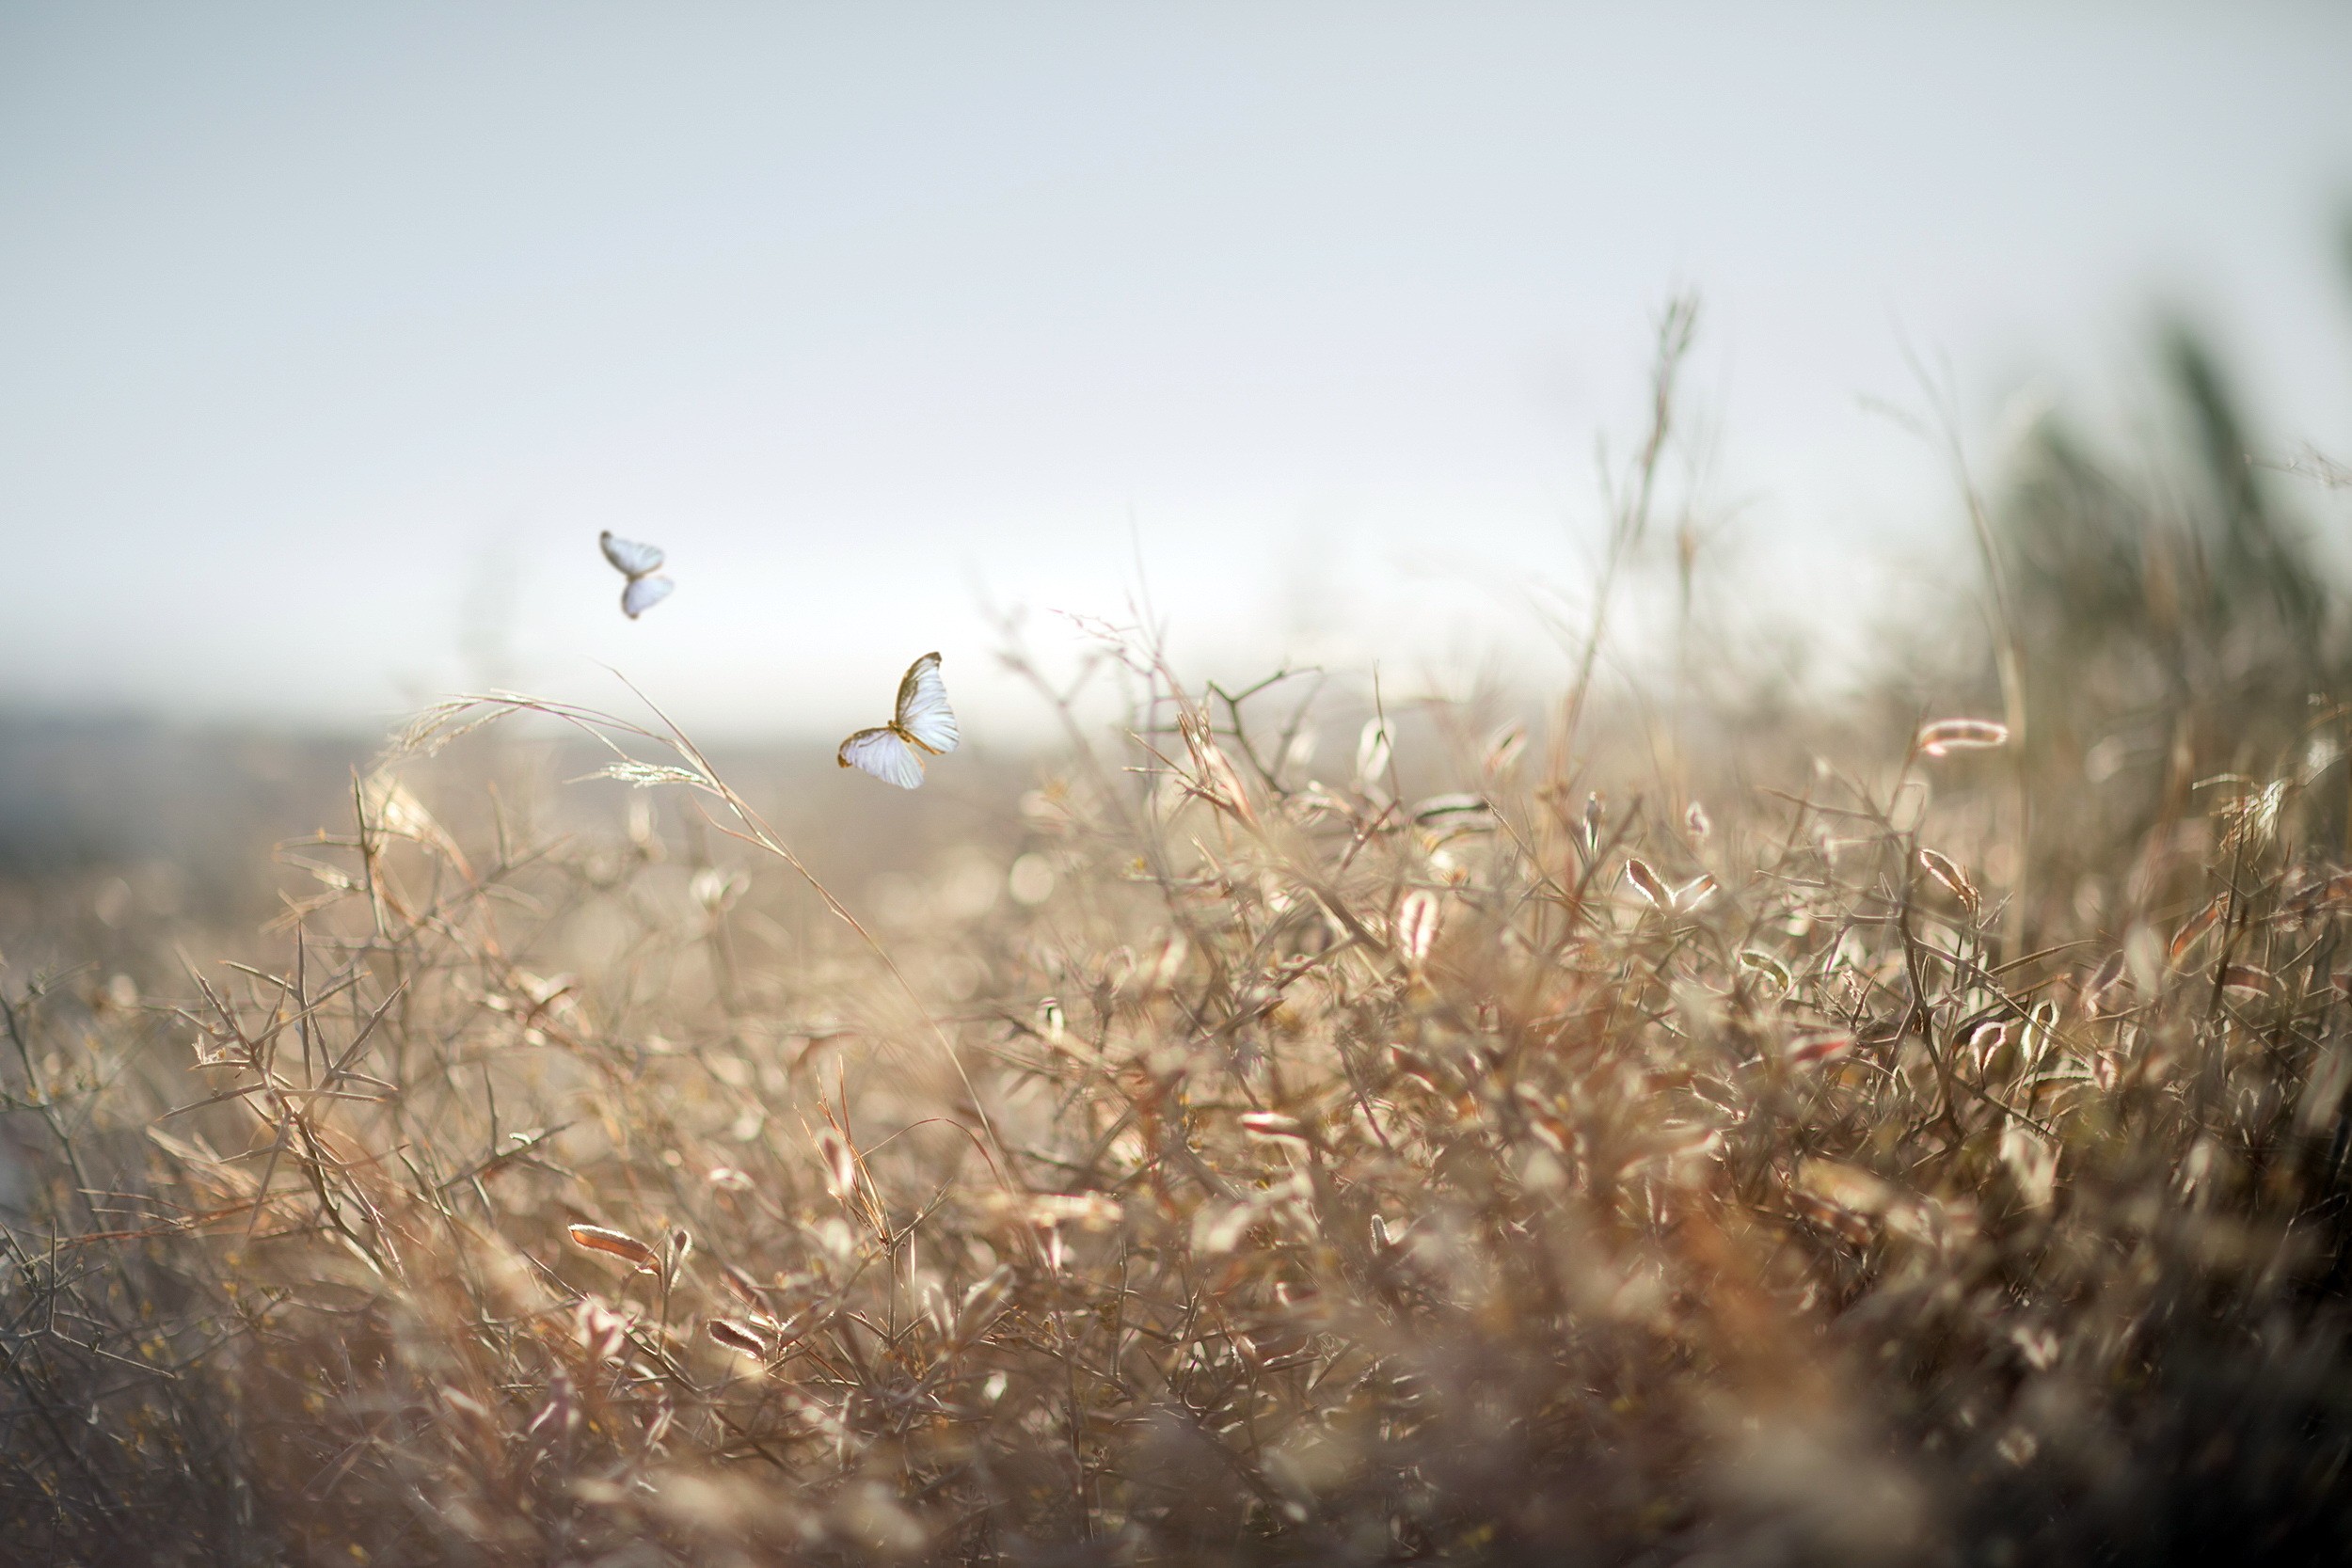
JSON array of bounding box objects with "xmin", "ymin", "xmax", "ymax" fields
[
  {"xmin": 4, "ymin": 317, "xmax": 2350, "ymax": 1563},
  {"xmin": 1, "ymin": 620, "xmax": 2348, "ymax": 1564}
]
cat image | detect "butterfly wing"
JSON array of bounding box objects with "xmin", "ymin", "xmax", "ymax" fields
[
  {"xmin": 600, "ymin": 531, "xmax": 666, "ymax": 578},
  {"xmin": 891, "ymin": 652, "xmax": 960, "ymax": 754},
  {"xmin": 837, "ymin": 726, "xmax": 927, "ymax": 789},
  {"xmin": 620, "ymin": 576, "xmax": 675, "ymax": 618}
]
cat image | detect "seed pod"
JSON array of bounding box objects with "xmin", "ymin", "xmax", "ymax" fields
[
  {"xmin": 1240, "ymin": 1110, "xmax": 1311, "ymax": 1147},
  {"xmin": 1916, "ymin": 718, "xmax": 2010, "ymax": 757},
  {"xmin": 525, "ymin": 1370, "xmax": 579, "ymax": 1442},
  {"xmin": 1999, "ymin": 1125, "xmax": 2058, "ymax": 1210},
  {"xmin": 1412, "ymin": 792, "xmax": 1492, "ymax": 827},
  {"xmin": 567, "ymin": 1224, "xmax": 660, "ymax": 1273},
  {"xmin": 1483, "ymin": 723, "xmax": 1526, "ymax": 777},
  {"xmin": 1798, "ymin": 1158, "xmax": 1893, "ymax": 1219},
  {"xmin": 2083, "ymin": 951, "xmax": 2128, "ymax": 1014},
  {"xmin": 1394, "ymin": 888, "xmax": 1441, "ymax": 966},
  {"xmin": 707, "ymin": 1318, "xmax": 768, "ymax": 1358},
  {"xmin": 1624, "ymin": 858, "xmax": 1672, "ymax": 911},
  {"xmin": 1195, "ymin": 737, "xmax": 1257, "ymax": 827},
  {"xmin": 1786, "ymin": 1031, "xmax": 1852, "ymax": 1068},
  {"xmin": 1387, "ymin": 1044, "xmax": 1449, "ymax": 1094},
  {"xmin": 816, "ymin": 1129, "xmax": 858, "ymax": 1200},
  {"xmin": 2169, "ymin": 895, "xmax": 2226, "ymax": 960},
  {"xmin": 1916, "ymin": 847, "xmax": 1980, "ymax": 917},
  {"xmin": 1356, "ymin": 719, "xmax": 1392, "ymax": 787},
  {"xmin": 689, "ymin": 866, "xmax": 746, "ymax": 912},
  {"xmin": 574, "ymin": 1299, "xmax": 629, "ymax": 1362},
  {"xmin": 2218, "ymin": 964, "xmax": 2273, "ymax": 996}
]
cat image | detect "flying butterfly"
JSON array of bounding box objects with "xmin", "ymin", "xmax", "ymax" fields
[
  {"xmin": 599, "ymin": 531, "xmax": 675, "ymax": 619},
  {"xmin": 837, "ymin": 653, "xmax": 960, "ymax": 789}
]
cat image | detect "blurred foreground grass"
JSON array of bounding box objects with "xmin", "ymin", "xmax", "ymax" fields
[{"xmin": 3, "ymin": 328, "xmax": 2351, "ymax": 1566}]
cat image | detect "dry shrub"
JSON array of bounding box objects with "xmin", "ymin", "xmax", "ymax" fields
[
  {"xmin": 6, "ymin": 306, "xmax": 2351, "ymax": 1561},
  {"xmin": 0, "ymin": 617, "xmax": 2348, "ymax": 1566}
]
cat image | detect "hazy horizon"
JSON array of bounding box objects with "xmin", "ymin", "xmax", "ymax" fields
[{"xmin": 5, "ymin": 2, "xmax": 2350, "ymax": 743}]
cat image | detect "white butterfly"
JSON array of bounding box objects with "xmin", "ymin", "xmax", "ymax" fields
[
  {"xmin": 837, "ymin": 652, "xmax": 961, "ymax": 789},
  {"xmin": 599, "ymin": 531, "xmax": 675, "ymax": 619},
  {"xmin": 621, "ymin": 576, "xmax": 674, "ymax": 617}
]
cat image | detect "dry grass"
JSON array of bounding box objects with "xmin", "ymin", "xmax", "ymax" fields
[
  {"xmin": 5, "ymin": 332, "xmax": 2352, "ymax": 1566},
  {"xmin": 3, "ymin": 650, "xmax": 2348, "ymax": 1565}
]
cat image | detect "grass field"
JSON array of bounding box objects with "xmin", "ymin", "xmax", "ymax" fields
[{"xmin": 4, "ymin": 324, "xmax": 2350, "ymax": 1566}]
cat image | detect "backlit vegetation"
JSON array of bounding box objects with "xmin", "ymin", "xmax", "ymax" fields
[{"xmin": 3, "ymin": 319, "xmax": 2350, "ymax": 1565}]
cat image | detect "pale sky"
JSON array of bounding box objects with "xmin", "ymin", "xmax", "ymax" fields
[{"xmin": 3, "ymin": 3, "xmax": 2348, "ymax": 741}]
